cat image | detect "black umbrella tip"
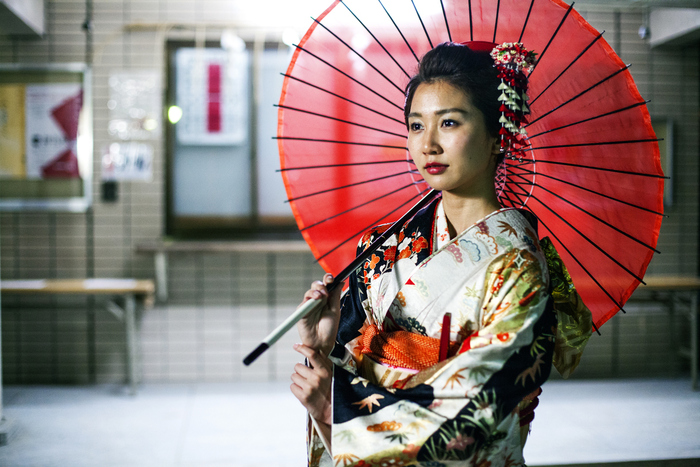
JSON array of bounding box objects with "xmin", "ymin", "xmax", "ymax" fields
[
  {"xmin": 593, "ymin": 325, "xmax": 602, "ymax": 336},
  {"xmin": 243, "ymin": 343, "xmax": 269, "ymax": 366}
]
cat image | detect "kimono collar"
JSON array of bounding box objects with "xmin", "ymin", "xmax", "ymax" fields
[
  {"xmin": 433, "ymin": 200, "xmax": 451, "ymax": 252},
  {"xmin": 433, "ymin": 200, "xmax": 526, "ymax": 252}
]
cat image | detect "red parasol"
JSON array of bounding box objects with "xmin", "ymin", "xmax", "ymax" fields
[{"xmin": 277, "ymin": 0, "xmax": 664, "ymax": 330}]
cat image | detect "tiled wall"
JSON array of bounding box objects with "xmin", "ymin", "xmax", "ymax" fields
[{"xmin": 0, "ymin": 2, "xmax": 698, "ymax": 385}]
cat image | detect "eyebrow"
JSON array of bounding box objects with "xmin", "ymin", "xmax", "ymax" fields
[{"xmin": 407, "ymin": 108, "xmax": 468, "ymax": 118}]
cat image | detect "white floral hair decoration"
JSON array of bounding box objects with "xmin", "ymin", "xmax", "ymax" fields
[{"xmin": 490, "ymin": 42, "xmax": 537, "ymax": 159}]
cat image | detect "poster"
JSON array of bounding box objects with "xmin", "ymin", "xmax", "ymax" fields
[
  {"xmin": 175, "ymin": 48, "xmax": 249, "ymax": 145},
  {"xmin": 25, "ymin": 83, "xmax": 83, "ymax": 179},
  {"xmin": 0, "ymin": 84, "xmax": 26, "ymax": 177}
]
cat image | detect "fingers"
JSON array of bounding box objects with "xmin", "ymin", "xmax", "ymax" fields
[
  {"xmin": 328, "ymin": 280, "xmax": 344, "ymax": 312},
  {"xmin": 302, "ymin": 287, "xmax": 325, "ymax": 303},
  {"xmin": 290, "ymin": 344, "xmax": 333, "ymax": 420},
  {"xmin": 314, "ymin": 273, "xmax": 333, "ymax": 290},
  {"xmin": 294, "ymin": 343, "xmax": 331, "ymax": 372},
  {"xmin": 291, "ymin": 345, "xmax": 331, "ymax": 392},
  {"xmin": 300, "ymin": 274, "xmax": 335, "ymax": 305},
  {"xmin": 322, "ymin": 273, "xmax": 333, "ymax": 286},
  {"xmin": 323, "ymin": 273, "xmax": 344, "ymax": 312}
]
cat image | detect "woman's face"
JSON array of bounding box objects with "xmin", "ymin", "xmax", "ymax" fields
[{"xmin": 407, "ymin": 81, "xmax": 498, "ymax": 199}]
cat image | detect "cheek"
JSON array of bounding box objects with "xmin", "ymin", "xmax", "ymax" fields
[
  {"xmin": 407, "ymin": 136, "xmax": 421, "ymax": 161},
  {"xmin": 465, "ymin": 134, "xmax": 494, "ymax": 160}
]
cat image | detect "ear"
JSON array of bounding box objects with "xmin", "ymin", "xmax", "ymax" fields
[{"xmin": 491, "ymin": 138, "xmax": 502, "ymax": 156}]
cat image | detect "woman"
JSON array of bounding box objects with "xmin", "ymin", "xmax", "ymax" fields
[{"xmin": 291, "ymin": 42, "xmax": 587, "ymax": 467}]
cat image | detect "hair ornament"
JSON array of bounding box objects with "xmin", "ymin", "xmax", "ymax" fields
[{"xmin": 490, "ymin": 42, "xmax": 537, "ymax": 160}]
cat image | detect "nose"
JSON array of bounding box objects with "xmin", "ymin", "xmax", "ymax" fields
[{"xmin": 422, "ymin": 125, "xmax": 441, "ymax": 155}]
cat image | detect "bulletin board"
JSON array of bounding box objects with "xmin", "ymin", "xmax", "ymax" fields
[{"xmin": 0, "ymin": 63, "xmax": 92, "ymax": 211}]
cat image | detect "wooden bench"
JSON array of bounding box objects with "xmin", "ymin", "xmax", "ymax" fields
[
  {"xmin": 136, "ymin": 240, "xmax": 310, "ymax": 302},
  {"xmin": 0, "ymin": 279, "xmax": 155, "ymax": 394},
  {"xmin": 635, "ymin": 275, "xmax": 700, "ymax": 390}
]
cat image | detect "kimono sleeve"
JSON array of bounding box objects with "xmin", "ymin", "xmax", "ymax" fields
[{"xmin": 329, "ymin": 226, "xmax": 392, "ymax": 371}]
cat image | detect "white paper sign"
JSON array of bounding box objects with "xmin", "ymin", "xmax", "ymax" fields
[
  {"xmin": 175, "ymin": 48, "xmax": 249, "ymax": 145},
  {"xmin": 101, "ymin": 142, "xmax": 153, "ymax": 181}
]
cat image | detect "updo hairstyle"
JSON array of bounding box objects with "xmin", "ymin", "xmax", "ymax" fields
[{"xmin": 403, "ymin": 42, "xmax": 501, "ymax": 140}]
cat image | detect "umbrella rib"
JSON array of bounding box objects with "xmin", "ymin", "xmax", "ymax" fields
[
  {"xmin": 527, "ymin": 100, "xmax": 649, "ymax": 139},
  {"xmin": 378, "ymin": 0, "xmax": 419, "ymax": 63},
  {"xmin": 278, "ymin": 160, "xmax": 415, "ymax": 172},
  {"xmin": 293, "ymin": 44, "xmax": 404, "ymax": 111},
  {"xmin": 281, "ymin": 73, "xmax": 405, "ymax": 125},
  {"xmin": 518, "ymin": 0, "xmax": 536, "ymax": 43},
  {"xmin": 508, "ymin": 173, "xmax": 661, "ymax": 253},
  {"xmin": 509, "ymin": 159, "xmax": 666, "ymax": 178},
  {"xmin": 300, "ymin": 181, "xmax": 425, "ymax": 232},
  {"xmin": 440, "ymin": 0, "xmax": 452, "ymax": 42},
  {"xmin": 504, "ymin": 184, "xmax": 647, "ymax": 284},
  {"xmin": 339, "ymin": 0, "xmax": 411, "ymax": 79},
  {"xmin": 311, "ymin": 17, "xmax": 406, "ymax": 95},
  {"xmin": 316, "ymin": 188, "xmax": 432, "ymax": 263},
  {"xmin": 508, "ymin": 164, "xmax": 665, "ymax": 216},
  {"xmin": 275, "ymin": 104, "xmax": 407, "ymax": 138},
  {"xmin": 529, "ymin": 31, "xmax": 604, "ymax": 106},
  {"xmin": 469, "ymin": 0, "xmax": 473, "ymax": 41},
  {"xmin": 493, "ymin": 0, "xmax": 501, "ymax": 42},
  {"xmin": 529, "ymin": 2, "xmax": 574, "ymax": 76},
  {"xmin": 274, "ymin": 136, "xmax": 407, "ymax": 151},
  {"xmin": 502, "ymin": 185, "xmax": 623, "ymax": 325},
  {"xmin": 499, "ymin": 185, "xmax": 521, "ymax": 209},
  {"xmin": 528, "ymin": 65, "xmax": 630, "ymax": 126},
  {"xmin": 517, "ymin": 138, "xmax": 660, "ymax": 153},
  {"xmin": 410, "ymin": 0, "xmax": 433, "ymax": 49},
  {"xmin": 325, "ymin": 189, "xmax": 440, "ymax": 286},
  {"xmin": 286, "ymin": 170, "xmax": 420, "ymax": 202}
]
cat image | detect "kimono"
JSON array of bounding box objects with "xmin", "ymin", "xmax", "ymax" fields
[{"xmin": 308, "ymin": 196, "xmax": 588, "ymax": 467}]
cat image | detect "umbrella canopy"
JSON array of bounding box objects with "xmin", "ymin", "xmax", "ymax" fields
[{"xmin": 277, "ymin": 0, "xmax": 664, "ymax": 329}]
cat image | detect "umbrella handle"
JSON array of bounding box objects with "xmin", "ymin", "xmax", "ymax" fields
[
  {"xmin": 243, "ymin": 189, "xmax": 440, "ymax": 366},
  {"xmin": 243, "ymin": 296, "xmax": 323, "ymax": 365}
]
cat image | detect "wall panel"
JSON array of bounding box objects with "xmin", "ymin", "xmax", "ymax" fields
[{"xmin": 0, "ymin": 2, "xmax": 697, "ymax": 384}]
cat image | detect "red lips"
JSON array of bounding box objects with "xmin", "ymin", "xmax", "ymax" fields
[{"xmin": 425, "ymin": 162, "xmax": 448, "ymax": 175}]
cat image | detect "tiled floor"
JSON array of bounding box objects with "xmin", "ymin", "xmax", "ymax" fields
[{"xmin": 0, "ymin": 378, "xmax": 698, "ymax": 467}]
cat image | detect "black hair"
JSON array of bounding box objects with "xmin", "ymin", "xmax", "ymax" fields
[{"xmin": 403, "ymin": 42, "xmax": 501, "ymax": 139}]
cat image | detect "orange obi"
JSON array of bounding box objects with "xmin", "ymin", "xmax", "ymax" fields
[{"xmin": 359, "ymin": 323, "xmax": 461, "ymax": 371}]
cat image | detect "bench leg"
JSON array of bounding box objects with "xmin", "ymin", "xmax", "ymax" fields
[
  {"xmin": 155, "ymin": 252, "xmax": 168, "ymax": 302},
  {"xmin": 692, "ymin": 292, "xmax": 698, "ymax": 391},
  {"xmin": 125, "ymin": 294, "xmax": 138, "ymax": 395}
]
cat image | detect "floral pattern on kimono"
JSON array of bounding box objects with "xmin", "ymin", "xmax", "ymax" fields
[{"xmin": 309, "ymin": 197, "xmax": 556, "ymax": 467}]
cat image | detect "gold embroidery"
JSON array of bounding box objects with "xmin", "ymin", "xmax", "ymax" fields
[{"xmin": 541, "ymin": 237, "xmax": 593, "ymax": 378}]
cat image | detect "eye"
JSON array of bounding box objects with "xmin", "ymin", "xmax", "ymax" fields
[
  {"xmin": 409, "ymin": 122, "xmax": 423, "ymax": 132},
  {"xmin": 442, "ymin": 119, "xmax": 458, "ymax": 128}
]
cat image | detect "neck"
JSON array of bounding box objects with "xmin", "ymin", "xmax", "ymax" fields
[{"xmin": 441, "ymin": 190, "xmax": 502, "ymax": 239}]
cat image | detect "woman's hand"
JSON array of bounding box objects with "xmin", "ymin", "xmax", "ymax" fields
[
  {"xmin": 296, "ymin": 273, "xmax": 343, "ymax": 357},
  {"xmin": 290, "ymin": 343, "xmax": 333, "ymax": 425}
]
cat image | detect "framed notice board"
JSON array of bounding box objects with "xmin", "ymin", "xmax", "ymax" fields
[{"xmin": 0, "ymin": 63, "xmax": 92, "ymax": 211}]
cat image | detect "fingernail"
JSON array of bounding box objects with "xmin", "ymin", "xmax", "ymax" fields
[{"xmin": 293, "ymin": 343, "xmax": 300, "ymax": 349}]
